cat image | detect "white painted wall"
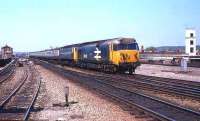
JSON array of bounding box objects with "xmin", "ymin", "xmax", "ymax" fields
[{"xmin": 185, "ymin": 29, "xmax": 196, "ymax": 56}]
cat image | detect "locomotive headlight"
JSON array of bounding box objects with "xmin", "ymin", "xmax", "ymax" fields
[{"xmin": 135, "ymin": 52, "xmax": 139, "ymax": 60}]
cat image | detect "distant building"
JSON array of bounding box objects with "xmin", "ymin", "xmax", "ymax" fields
[
  {"xmin": 1, "ymin": 45, "xmax": 13, "ymax": 59},
  {"xmin": 185, "ymin": 29, "xmax": 196, "ymax": 56},
  {"xmin": 197, "ymin": 49, "xmax": 200, "ymax": 55},
  {"xmin": 140, "ymin": 45, "xmax": 144, "ymax": 53}
]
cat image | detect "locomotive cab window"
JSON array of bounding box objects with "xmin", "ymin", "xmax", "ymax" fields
[
  {"xmin": 128, "ymin": 43, "xmax": 139, "ymax": 50},
  {"xmin": 113, "ymin": 43, "xmax": 139, "ymax": 50}
]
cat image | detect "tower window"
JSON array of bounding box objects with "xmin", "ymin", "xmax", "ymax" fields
[
  {"xmin": 190, "ymin": 40, "xmax": 194, "ymax": 45},
  {"xmin": 190, "ymin": 47, "xmax": 194, "ymax": 53},
  {"xmin": 190, "ymin": 33, "xmax": 194, "ymax": 37}
]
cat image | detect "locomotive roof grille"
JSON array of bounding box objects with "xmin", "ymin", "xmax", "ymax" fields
[
  {"xmin": 62, "ymin": 37, "xmax": 137, "ymax": 47},
  {"xmin": 30, "ymin": 37, "xmax": 137, "ymax": 53},
  {"xmin": 120, "ymin": 38, "xmax": 136, "ymax": 43}
]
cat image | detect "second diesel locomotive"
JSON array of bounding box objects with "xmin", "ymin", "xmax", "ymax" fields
[{"xmin": 29, "ymin": 37, "xmax": 140, "ymax": 73}]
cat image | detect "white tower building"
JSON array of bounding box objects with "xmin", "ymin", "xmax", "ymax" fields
[{"xmin": 185, "ymin": 29, "xmax": 196, "ymax": 56}]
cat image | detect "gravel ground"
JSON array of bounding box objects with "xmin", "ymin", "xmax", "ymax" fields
[
  {"xmin": 31, "ymin": 65, "xmax": 146, "ymax": 121},
  {"xmin": 136, "ymin": 64, "xmax": 200, "ymax": 82},
  {"xmin": 135, "ymin": 64, "xmax": 200, "ymax": 111},
  {"xmin": 62, "ymin": 65, "xmax": 200, "ymax": 112},
  {"xmin": 142, "ymin": 90, "xmax": 200, "ymax": 111}
]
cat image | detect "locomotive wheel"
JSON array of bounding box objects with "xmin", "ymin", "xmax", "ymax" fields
[
  {"xmin": 128, "ymin": 68, "xmax": 135, "ymax": 74},
  {"xmin": 128, "ymin": 68, "xmax": 133, "ymax": 74},
  {"xmin": 112, "ymin": 66, "xmax": 117, "ymax": 73},
  {"xmin": 118, "ymin": 68, "xmax": 125, "ymax": 74}
]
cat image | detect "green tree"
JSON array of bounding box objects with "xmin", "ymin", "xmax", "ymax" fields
[{"xmin": 145, "ymin": 46, "xmax": 157, "ymax": 52}]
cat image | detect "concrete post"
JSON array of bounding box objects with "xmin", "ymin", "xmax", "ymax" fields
[{"xmin": 64, "ymin": 86, "xmax": 69, "ymax": 106}]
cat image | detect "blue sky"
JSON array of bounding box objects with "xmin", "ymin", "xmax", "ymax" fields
[{"xmin": 0, "ymin": 0, "xmax": 199, "ymax": 52}]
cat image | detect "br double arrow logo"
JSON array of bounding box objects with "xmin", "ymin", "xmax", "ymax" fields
[{"xmin": 94, "ymin": 47, "xmax": 101, "ymax": 60}]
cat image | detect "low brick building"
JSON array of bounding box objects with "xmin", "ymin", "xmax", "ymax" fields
[{"xmin": 1, "ymin": 45, "xmax": 13, "ymax": 59}]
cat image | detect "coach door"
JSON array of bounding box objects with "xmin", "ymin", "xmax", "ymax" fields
[{"xmin": 72, "ymin": 47, "xmax": 78, "ymax": 62}]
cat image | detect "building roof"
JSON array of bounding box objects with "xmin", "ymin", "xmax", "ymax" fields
[{"xmin": 1, "ymin": 45, "xmax": 12, "ymax": 49}]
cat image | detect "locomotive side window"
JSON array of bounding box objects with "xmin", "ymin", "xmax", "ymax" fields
[
  {"xmin": 113, "ymin": 44, "xmax": 128, "ymax": 50},
  {"xmin": 113, "ymin": 44, "xmax": 118, "ymax": 50}
]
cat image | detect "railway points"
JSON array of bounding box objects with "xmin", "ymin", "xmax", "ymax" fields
[
  {"xmin": 0, "ymin": 52, "xmax": 200, "ymax": 121},
  {"xmin": 30, "ymin": 64, "xmax": 139, "ymax": 121},
  {"xmin": 29, "ymin": 59, "xmax": 200, "ymax": 121},
  {"xmin": 0, "ymin": 57, "xmax": 197, "ymax": 120},
  {"xmin": 1, "ymin": 1, "xmax": 200, "ymax": 120},
  {"xmin": 0, "ymin": 61, "xmax": 41, "ymax": 120},
  {"xmin": 1, "ymin": 39, "xmax": 200, "ymax": 120}
]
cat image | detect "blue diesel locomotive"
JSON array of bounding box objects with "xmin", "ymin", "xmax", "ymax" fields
[{"xmin": 29, "ymin": 37, "xmax": 140, "ymax": 73}]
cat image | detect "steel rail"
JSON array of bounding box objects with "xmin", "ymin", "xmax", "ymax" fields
[
  {"xmin": 0, "ymin": 70, "xmax": 28, "ymax": 109},
  {"xmin": 54, "ymin": 66, "xmax": 200, "ymax": 99},
  {"xmin": 132, "ymin": 74, "xmax": 200, "ymax": 88},
  {"xmin": 23, "ymin": 73, "xmax": 41, "ymax": 121},
  {"xmin": 0, "ymin": 65, "xmax": 41, "ymax": 121},
  {"xmin": 38, "ymin": 60, "xmax": 200, "ymax": 121},
  {"xmin": 0, "ymin": 60, "xmax": 16, "ymax": 84},
  {"xmin": 59, "ymin": 67, "xmax": 200, "ymax": 99}
]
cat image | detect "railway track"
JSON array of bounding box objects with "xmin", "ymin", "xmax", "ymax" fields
[
  {"xmin": 89, "ymin": 72, "xmax": 200, "ymax": 99},
  {"xmin": 38, "ymin": 60, "xmax": 200, "ymax": 121},
  {"xmin": 63, "ymin": 65, "xmax": 200, "ymax": 99},
  {"xmin": 132, "ymin": 74, "xmax": 200, "ymax": 88},
  {"xmin": 0, "ymin": 60, "xmax": 16, "ymax": 84},
  {"xmin": 125, "ymin": 74, "xmax": 200, "ymax": 99},
  {"xmin": 56, "ymin": 64, "xmax": 200, "ymax": 99},
  {"xmin": 0, "ymin": 63, "xmax": 41, "ymax": 120}
]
